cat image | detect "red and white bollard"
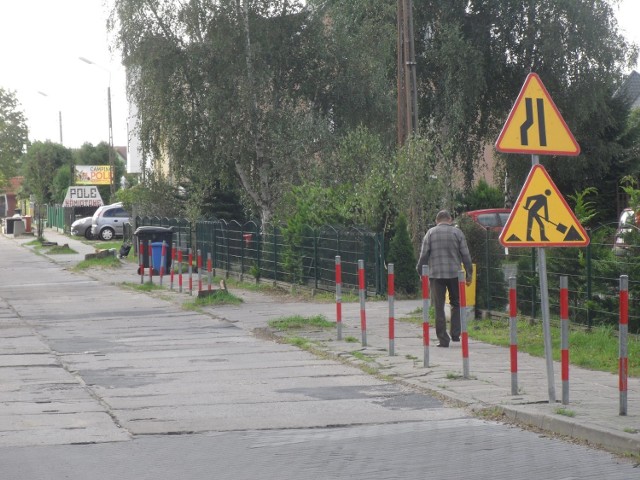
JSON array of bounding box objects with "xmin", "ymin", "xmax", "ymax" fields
[
  {"xmin": 207, "ymin": 252, "xmax": 213, "ymax": 291},
  {"xmin": 560, "ymin": 275, "xmax": 569, "ymax": 405},
  {"xmin": 178, "ymin": 249, "xmax": 183, "ymax": 293},
  {"xmin": 148, "ymin": 240, "xmax": 153, "ymax": 284},
  {"xmin": 509, "ymin": 276, "xmax": 518, "ymax": 395},
  {"xmin": 358, "ymin": 259, "xmax": 367, "ymax": 346},
  {"xmin": 197, "ymin": 249, "xmax": 203, "ymax": 292},
  {"xmin": 388, "ymin": 263, "xmax": 395, "ymax": 356},
  {"xmin": 421, "ymin": 265, "xmax": 430, "ymax": 368},
  {"xmin": 170, "ymin": 242, "xmax": 176, "ymax": 290},
  {"xmin": 159, "ymin": 241, "xmax": 167, "ymax": 286},
  {"xmin": 458, "ymin": 270, "xmax": 469, "ymax": 379},
  {"xmin": 188, "ymin": 248, "xmax": 193, "ymax": 295},
  {"xmin": 335, "ymin": 256, "xmax": 342, "ymax": 341},
  {"xmin": 138, "ymin": 238, "xmax": 145, "ymax": 284},
  {"xmin": 619, "ymin": 275, "xmax": 629, "ymax": 416}
]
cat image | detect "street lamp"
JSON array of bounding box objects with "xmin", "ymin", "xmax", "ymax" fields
[
  {"xmin": 79, "ymin": 56, "xmax": 115, "ymax": 197},
  {"xmin": 37, "ymin": 90, "xmax": 74, "ymax": 188},
  {"xmin": 36, "ymin": 91, "xmax": 63, "ymax": 144}
]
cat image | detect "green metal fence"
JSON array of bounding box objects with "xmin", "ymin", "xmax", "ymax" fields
[
  {"xmin": 473, "ymin": 225, "xmax": 640, "ymax": 334},
  {"xmin": 129, "ymin": 218, "xmax": 385, "ymax": 294},
  {"xmin": 194, "ymin": 220, "xmax": 385, "ymax": 295},
  {"xmin": 46, "ymin": 205, "xmax": 66, "ymax": 230}
]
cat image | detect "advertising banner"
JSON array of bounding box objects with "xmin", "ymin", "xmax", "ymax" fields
[{"xmin": 75, "ymin": 165, "xmax": 112, "ymax": 185}]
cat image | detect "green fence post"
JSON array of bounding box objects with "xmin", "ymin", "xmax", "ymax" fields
[
  {"xmin": 485, "ymin": 228, "xmax": 491, "ymax": 312},
  {"xmin": 241, "ymin": 226, "xmax": 245, "ymax": 277},
  {"xmin": 586, "ymin": 228, "xmax": 592, "ymax": 329},
  {"xmin": 313, "ymin": 230, "xmax": 319, "ymax": 290},
  {"xmin": 273, "ymin": 225, "xmax": 278, "ymax": 282},
  {"xmin": 257, "ymin": 227, "xmax": 262, "ymax": 281},
  {"xmin": 225, "ymin": 225, "xmax": 230, "ymax": 275},
  {"xmin": 531, "ymin": 248, "xmax": 537, "ymax": 319}
]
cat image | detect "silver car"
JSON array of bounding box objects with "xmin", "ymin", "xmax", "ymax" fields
[
  {"xmin": 70, "ymin": 216, "xmax": 94, "ymax": 239},
  {"xmin": 91, "ymin": 202, "xmax": 131, "ymax": 241}
]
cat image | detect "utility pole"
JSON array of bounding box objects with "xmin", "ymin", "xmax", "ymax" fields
[{"xmin": 397, "ymin": 0, "xmax": 418, "ymax": 147}]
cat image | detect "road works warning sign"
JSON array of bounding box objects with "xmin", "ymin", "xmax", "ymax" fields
[
  {"xmin": 495, "ymin": 73, "xmax": 580, "ymax": 156},
  {"xmin": 499, "ymin": 164, "xmax": 588, "ymax": 247}
]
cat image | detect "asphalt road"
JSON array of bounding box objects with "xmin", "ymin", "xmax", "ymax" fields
[{"xmin": 0, "ymin": 234, "xmax": 637, "ymax": 479}]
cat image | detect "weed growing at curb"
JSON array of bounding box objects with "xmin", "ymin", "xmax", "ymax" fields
[
  {"xmin": 124, "ymin": 281, "xmax": 166, "ymax": 293},
  {"xmin": 555, "ymin": 407, "xmax": 576, "ymax": 417},
  {"xmin": 350, "ymin": 351, "xmax": 374, "ymax": 362},
  {"xmin": 182, "ymin": 291, "xmax": 243, "ymax": 310},
  {"xmin": 268, "ymin": 314, "xmax": 333, "ymax": 330}
]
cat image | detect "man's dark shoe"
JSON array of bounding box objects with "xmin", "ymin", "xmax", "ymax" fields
[
  {"xmin": 436, "ymin": 343, "xmax": 449, "ymax": 348},
  {"xmin": 451, "ymin": 336, "xmax": 460, "ymax": 342}
]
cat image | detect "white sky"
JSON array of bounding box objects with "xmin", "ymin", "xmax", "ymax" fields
[{"xmin": 0, "ymin": 0, "xmax": 638, "ymax": 151}]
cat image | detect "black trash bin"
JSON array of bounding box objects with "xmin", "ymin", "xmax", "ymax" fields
[
  {"xmin": 4, "ymin": 217, "xmax": 21, "ymax": 234},
  {"xmin": 134, "ymin": 226, "xmax": 175, "ymax": 274}
]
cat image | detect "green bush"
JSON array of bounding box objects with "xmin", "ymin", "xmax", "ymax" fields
[{"xmin": 387, "ymin": 214, "xmax": 418, "ymax": 294}]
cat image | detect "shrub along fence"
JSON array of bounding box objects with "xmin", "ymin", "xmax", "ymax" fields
[
  {"xmin": 470, "ymin": 225, "xmax": 640, "ymax": 334},
  {"xmin": 130, "ymin": 217, "xmax": 386, "ymax": 295}
]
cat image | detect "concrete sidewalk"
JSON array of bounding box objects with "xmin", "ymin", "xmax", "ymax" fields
[{"xmin": 9, "ymin": 227, "xmax": 640, "ymax": 456}]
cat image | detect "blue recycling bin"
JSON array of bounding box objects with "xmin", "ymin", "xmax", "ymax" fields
[{"xmin": 151, "ymin": 242, "xmax": 168, "ymax": 273}]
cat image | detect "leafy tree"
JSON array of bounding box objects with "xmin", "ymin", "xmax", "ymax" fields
[
  {"xmin": 395, "ymin": 136, "xmax": 446, "ymax": 248},
  {"xmin": 21, "ymin": 141, "xmax": 72, "ymax": 238},
  {"xmin": 414, "ymin": 0, "xmax": 638, "ymax": 196},
  {"xmin": 387, "ymin": 214, "xmax": 417, "ymax": 295},
  {"xmin": 457, "ymin": 179, "xmax": 504, "ymax": 213},
  {"xmin": 0, "ymin": 88, "xmax": 28, "ymax": 184},
  {"xmin": 112, "ymin": 0, "xmax": 332, "ymax": 225},
  {"xmin": 116, "ymin": 170, "xmax": 183, "ymax": 218}
]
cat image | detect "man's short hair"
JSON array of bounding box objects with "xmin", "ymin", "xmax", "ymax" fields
[{"xmin": 436, "ymin": 210, "xmax": 452, "ymax": 223}]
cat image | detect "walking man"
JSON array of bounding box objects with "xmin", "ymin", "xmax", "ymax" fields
[{"xmin": 416, "ymin": 210, "xmax": 473, "ymax": 347}]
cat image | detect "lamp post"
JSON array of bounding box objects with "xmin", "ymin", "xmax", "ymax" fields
[
  {"xmin": 36, "ymin": 91, "xmax": 63, "ymax": 144},
  {"xmin": 79, "ymin": 56, "xmax": 115, "ymax": 197},
  {"xmin": 37, "ymin": 90, "xmax": 74, "ymax": 189}
]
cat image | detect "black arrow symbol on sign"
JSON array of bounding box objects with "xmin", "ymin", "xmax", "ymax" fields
[
  {"xmin": 520, "ymin": 98, "xmax": 534, "ymax": 145},
  {"xmin": 519, "ymin": 98, "xmax": 547, "ymax": 147}
]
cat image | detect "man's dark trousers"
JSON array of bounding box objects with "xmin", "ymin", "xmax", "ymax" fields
[{"xmin": 431, "ymin": 277, "xmax": 460, "ymax": 345}]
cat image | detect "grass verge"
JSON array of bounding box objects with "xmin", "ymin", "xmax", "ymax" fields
[{"xmin": 399, "ymin": 311, "xmax": 639, "ymax": 377}]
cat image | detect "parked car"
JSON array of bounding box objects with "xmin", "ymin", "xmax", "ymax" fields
[
  {"xmin": 461, "ymin": 208, "xmax": 511, "ymax": 232},
  {"xmin": 613, "ymin": 208, "xmax": 639, "ymax": 256},
  {"xmin": 70, "ymin": 216, "xmax": 94, "ymax": 239},
  {"xmin": 91, "ymin": 202, "xmax": 131, "ymax": 241}
]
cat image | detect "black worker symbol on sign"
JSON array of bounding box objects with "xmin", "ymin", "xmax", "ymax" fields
[{"xmin": 524, "ymin": 189, "xmax": 552, "ymax": 242}]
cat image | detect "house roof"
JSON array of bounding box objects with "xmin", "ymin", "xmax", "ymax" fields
[
  {"xmin": 115, "ymin": 146, "xmax": 127, "ymax": 162},
  {"xmin": 6, "ymin": 177, "xmax": 23, "ymax": 194},
  {"xmin": 615, "ymin": 70, "xmax": 640, "ymax": 110}
]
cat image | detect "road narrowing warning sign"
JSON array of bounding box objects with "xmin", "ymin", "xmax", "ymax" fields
[
  {"xmin": 499, "ymin": 164, "xmax": 589, "ymax": 247},
  {"xmin": 495, "ymin": 73, "xmax": 580, "ymax": 156}
]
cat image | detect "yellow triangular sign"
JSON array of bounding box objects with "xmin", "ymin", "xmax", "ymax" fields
[
  {"xmin": 500, "ymin": 164, "xmax": 589, "ymax": 247},
  {"xmin": 496, "ymin": 73, "xmax": 580, "ymax": 156}
]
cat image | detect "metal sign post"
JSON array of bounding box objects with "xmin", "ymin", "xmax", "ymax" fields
[
  {"xmin": 532, "ymin": 154, "xmax": 556, "ymax": 404},
  {"xmin": 497, "ymin": 73, "xmax": 587, "ymax": 405}
]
